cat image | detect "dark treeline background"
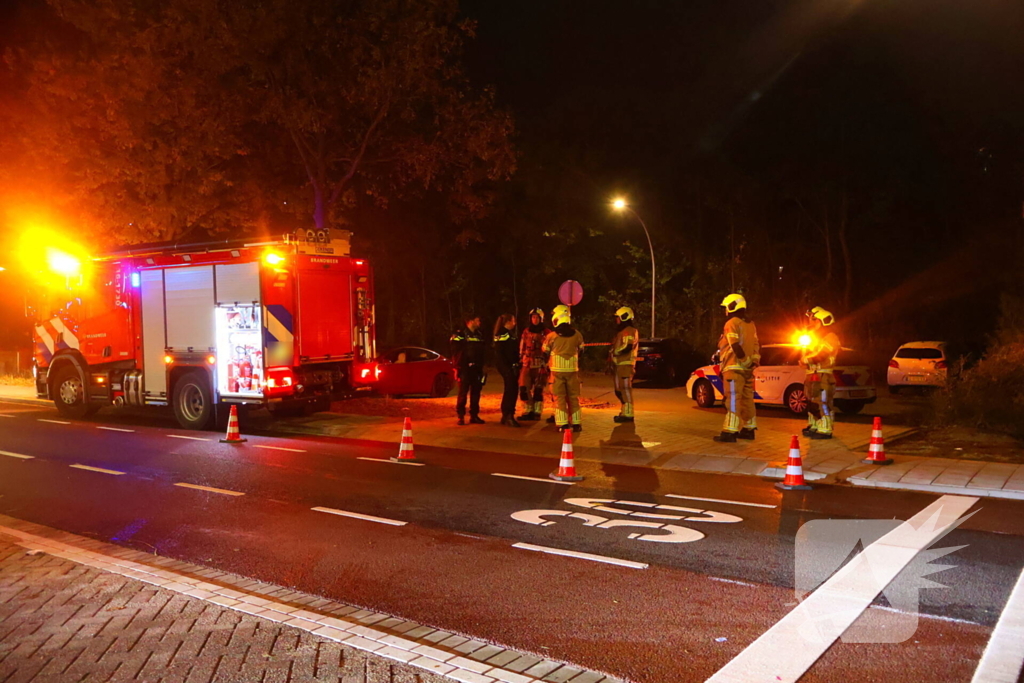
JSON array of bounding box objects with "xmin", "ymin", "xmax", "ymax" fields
[{"xmin": 3, "ymin": 0, "xmax": 1024, "ymax": 370}]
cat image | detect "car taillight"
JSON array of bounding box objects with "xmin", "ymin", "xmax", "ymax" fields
[
  {"xmin": 646, "ymin": 353, "xmax": 662, "ymax": 359},
  {"xmin": 935, "ymin": 360, "xmax": 947, "ymax": 370},
  {"xmin": 889, "ymin": 360, "xmax": 900, "ymax": 369}
]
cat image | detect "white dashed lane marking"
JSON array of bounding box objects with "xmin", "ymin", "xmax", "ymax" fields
[
  {"xmin": 254, "ymin": 444, "xmax": 307, "ymax": 453},
  {"xmin": 167, "ymin": 435, "xmax": 210, "ymax": 442},
  {"xmin": 491, "ymin": 473, "xmax": 573, "ymax": 485},
  {"xmin": 512, "ymin": 542, "xmax": 648, "ymax": 569},
  {"xmin": 311, "ymin": 506, "xmax": 407, "ymax": 527},
  {"xmin": 0, "ymin": 414, "xmax": 15, "ymax": 418},
  {"xmin": 0, "ymin": 451, "xmax": 34, "ymax": 460},
  {"xmin": 69, "ymin": 464, "xmax": 125, "ymax": 476},
  {"xmin": 97, "ymin": 426, "xmax": 135, "ymax": 433},
  {"xmin": 666, "ymin": 493, "xmax": 776, "ymax": 509},
  {"xmin": 173, "ymin": 483, "xmax": 245, "ymax": 496},
  {"xmin": 37, "ymin": 419, "xmax": 70, "ymax": 425},
  {"xmin": 706, "ymin": 494, "xmax": 978, "ymax": 683},
  {"xmin": 356, "ymin": 457, "xmax": 425, "ymax": 467},
  {"xmin": 971, "ymin": 565, "xmax": 1024, "ymax": 683}
]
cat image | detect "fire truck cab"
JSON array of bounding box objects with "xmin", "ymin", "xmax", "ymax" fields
[{"xmin": 31, "ymin": 230, "xmax": 375, "ymax": 429}]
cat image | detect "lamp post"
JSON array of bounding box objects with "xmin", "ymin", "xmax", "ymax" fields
[{"xmin": 612, "ymin": 198, "xmax": 656, "ymax": 339}]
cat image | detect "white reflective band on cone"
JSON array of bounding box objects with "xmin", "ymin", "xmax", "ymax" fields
[{"xmin": 786, "ymin": 466, "xmax": 803, "ymax": 475}]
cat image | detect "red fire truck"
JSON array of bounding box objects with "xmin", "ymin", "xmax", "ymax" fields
[{"xmin": 30, "ymin": 230, "xmax": 375, "ymax": 429}]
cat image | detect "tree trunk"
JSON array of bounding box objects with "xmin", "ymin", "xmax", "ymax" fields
[
  {"xmin": 838, "ymin": 190, "xmax": 852, "ymax": 311},
  {"xmin": 312, "ymin": 184, "xmax": 326, "ymax": 230},
  {"xmin": 420, "ymin": 264, "xmax": 428, "ymax": 346}
]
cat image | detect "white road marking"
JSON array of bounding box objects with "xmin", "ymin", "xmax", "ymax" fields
[
  {"xmin": 174, "ymin": 483, "xmax": 245, "ymax": 496},
  {"xmin": 512, "ymin": 542, "xmax": 648, "ymax": 569},
  {"xmin": 311, "ymin": 506, "xmax": 407, "ymax": 527},
  {"xmin": 709, "ymin": 576, "xmax": 758, "ymax": 588},
  {"xmin": 666, "ymin": 493, "xmax": 776, "ymax": 509},
  {"xmin": 0, "ymin": 414, "xmax": 15, "ymax": 418},
  {"xmin": 873, "ymin": 605, "xmax": 979, "ymax": 626},
  {"xmin": 254, "ymin": 444, "xmax": 307, "ymax": 453},
  {"xmin": 38, "ymin": 419, "xmax": 70, "ymax": 425},
  {"xmin": 70, "ymin": 464, "xmax": 125, "ymax": 476},
  {"xmin": 356, "ymin": 457, "xmax": 425, "ymax": 467},
  {"xmin": 971, "ymin": 566, "xmax": 1024, "ymax": 683},
  {"xmin": 567, "ymin": 498, "xmax": 743, "ymax": 524},
  {"xmin": 97, "ymin": 426, "xmax": 135, "ymax": 433},
  {"xmin": 167, "ymin": 435, "xmax": 210, "ymax": 441},
  {"xmin": 491, "ymin": 472, "xmax": 573, "ymax": 485},
  {"xmin": 0, "ymin": 451, "xmax": 34, "ymax": 460},
  {"xmin": 706, "ymin": 494, "xmax": 978, "ymax": 683}
]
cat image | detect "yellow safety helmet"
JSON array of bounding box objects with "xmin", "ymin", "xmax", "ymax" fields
[
  {"xmin": 529, "ymin": 307, "xmax": 545, "ymax": 322},
  {"xmin": 811, "ymin": 306, "xmax": 835, "ymax": 326},
  {"xmin": 615, "ymin": 306, "xmax": 634, "ymax": 322},
  {"xmin": 552, "ymin": 304, "xmax": 571, "ymax": 327},
  {"xmin": 721, "ymin": 293, "xmax": 747, "ymax": 314}
]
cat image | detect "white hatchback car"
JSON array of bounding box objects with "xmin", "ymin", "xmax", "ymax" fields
[
  {"xmin": 887, "ymin": 342, "xmax": 948, "ymax": 393},
  {"xmin": 685, "ymin": 343, "xmax": 877, "ymax": 415}
]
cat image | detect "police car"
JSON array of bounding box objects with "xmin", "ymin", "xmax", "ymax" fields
[{"xmin": 685, "ymin": 343, "xmax": 877, "ymax": 415}]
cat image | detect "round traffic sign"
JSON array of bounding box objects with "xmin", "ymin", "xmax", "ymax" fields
[{"xmin": 558, "ymin": 280, "xmax": 583, "ymax": 307}]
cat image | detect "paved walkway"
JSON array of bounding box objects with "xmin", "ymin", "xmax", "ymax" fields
[
  {"xmin": 4, "ymin": 383, "xmax": 1023, "ymax": 501},
  {"xmin": 0, "ymin": 515, "xmax": 613, "ymax": 683}
]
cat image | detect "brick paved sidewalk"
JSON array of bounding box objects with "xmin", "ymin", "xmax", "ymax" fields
[{"xmin": 0, "ymin": 516, "xmax": 612, "ymax": 683}]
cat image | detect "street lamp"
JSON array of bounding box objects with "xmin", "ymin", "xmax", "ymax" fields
[{"xmin": 611, "ymin": 198, "xmax": 656, "ymax": 339}]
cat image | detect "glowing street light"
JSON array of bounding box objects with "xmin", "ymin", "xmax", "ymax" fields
[{"xmin": 611, "ymin": 197, "xmax": 657, "ymax": 339}]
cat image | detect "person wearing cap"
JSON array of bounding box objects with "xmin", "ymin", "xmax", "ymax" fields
[
  {"xmin": 715, "ymin": 293, "xmax": 760, "ymax": 443},
  {"xmin": 544, "ymin": 305, "xmax": 585, "ymax": 432},
  {"xmin": 517, "ymin": 308, "xmax": 549, "ymax": 421},
  {"xmin": 801, "ymin": 306, "xmax": 840, "ymax": 439},
  {"xmin": 610, "ymin": 306, "xmax": 639, "ymax": 423}
]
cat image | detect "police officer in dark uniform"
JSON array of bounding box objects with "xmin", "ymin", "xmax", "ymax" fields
[{"xmin": 451, "ymin": 314, "xmax": 487, "ymax": 425}]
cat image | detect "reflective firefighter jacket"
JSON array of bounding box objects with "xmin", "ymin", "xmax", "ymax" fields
[
  {"xmin": 519, "ymin": 324, "xmax": 548, "ymax": 369},
  {"xmin": 717, "ymin": 315, "xmax": 760, "ymax": 373},
  {"xmin": 544, "ymin": 324, "xmax": 585, "ymax": 373},
  {"xmin": 610, "ymin": 325, "xmax": 639, "ymax": 367},
  {"xmin": 802, "ymin": 331, "xmax": 841, "ymax": 372}
]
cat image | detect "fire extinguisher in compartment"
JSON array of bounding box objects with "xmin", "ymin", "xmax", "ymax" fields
[
  {"xmin": 238, "ymin": 346, "xmax": 252, "ymax": 391},
  {"xmin": 228, "ymin": 356, "xmax": 240, "ymax": 393}
]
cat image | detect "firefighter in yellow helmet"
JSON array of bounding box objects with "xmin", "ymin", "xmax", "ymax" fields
[
  {"xmin": 544, "ymin": 305, "xmax": 585, "ymax": 431},
  {"xmin": 610, "ymin": 306, "xmax": 639, "ymax": 422},
  {"xmin": 715, "ymin": 293, "xmax": 760, "ymax": 442},
  {"xmin": 800, "ymin": 306, "xmax": 840, "ymax": 439}
]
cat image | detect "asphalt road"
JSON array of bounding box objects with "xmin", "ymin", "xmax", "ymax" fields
[{"xmin": 0, "ymin": 399, "xmax": 1021, "ymax": 683}]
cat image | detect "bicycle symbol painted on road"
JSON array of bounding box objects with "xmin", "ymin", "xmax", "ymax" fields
[{"xmin": 511, "ymin": 497, "xmax": 743, "ymax": 544}]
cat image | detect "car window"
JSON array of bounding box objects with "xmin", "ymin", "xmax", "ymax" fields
[
  {"xmin": 760, "ymin": 346, "xmax": 801, "ymax": 366},
  {"xmin": 895, "ymin": 347, "xmax": 943, "ymax": 360},
  {"xmin": 408, "ymin": 349, "xmax": 437, "ymax": 362},
  {"xmin": 380, "ymin": 349, "xmax": 403, "ymax": 363}
]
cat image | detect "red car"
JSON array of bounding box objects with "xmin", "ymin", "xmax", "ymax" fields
[{"xmin": 356, "ymin": 346, "xmax": 456, "ymax": 397}]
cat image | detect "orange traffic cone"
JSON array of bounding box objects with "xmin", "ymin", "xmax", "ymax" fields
[
  {"xmin": 550, "ymin": 429, "xmax": 583, "ymax": 482},
  {"xmin": 220, "ymin": 405, "xmax": 247, "ymax": 444},
  {"xmin": 391, "ymin": 417, "xmax": 420, "ymax": 463},
  {"xmin": 775, "ymin": 435, "xmax": 812, "ymax": 490},
  {"xmin": 862, "ymin": 416, "xmax": 893, "ymax": 465}
]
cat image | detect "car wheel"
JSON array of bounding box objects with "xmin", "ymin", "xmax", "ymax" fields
[
  {"xmin": 693, "ymin": 379, "xmax": 716, "ymax": 408},
  {"xmin": 52, "ymin": 365, "xmax": 90, "ymax": 419},
  {"xmin": 430, "ymin": 373, "xmax": 454, "ymax": 398},
  {"xmin": 172, "ymin": 370, "xmax": 215, "ymax": 430},
  {"xmin": 784, "ymin": 384, "xmax": 809, "ymax": 415},
  {"xmin": 834, "ymin": 399, "xmax": 865, "ymax": 415}
]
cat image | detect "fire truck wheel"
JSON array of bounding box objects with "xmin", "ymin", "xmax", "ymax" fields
[
  {"xmin": 52, "ymin": 365, "xmax": 90, "ymax": 419},
  {"xmin": 172, "ymin": 371, "xmax": 215, "ymax": 430}
]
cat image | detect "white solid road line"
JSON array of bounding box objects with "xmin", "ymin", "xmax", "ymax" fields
[
  {"xmin": 971, "ymin": 566, "xmax": 1024, "ymax": 683},
  {"xmin": 174, "ymin": 483, "xmax": 245, "ymax": 496},
  {"xmin": 167, "ymin": 435, "xmax": 210, "ymax": 441},
  {"xmin": 706, "ymin": 494, "xmax": 979, "ymax": 683},
  {"xmin": 37, "ymin": 419, "xmax": 70, "ymax": 425},
  {"xmin": 97, "ymin": 426, "xmax": 135, "ymax": 433},
  {"xmin": 491, "ymin": 473, "xmax": 573, "ymax": 486},
  {"xmin": 0, "ymin": 451, "xmax": 34, "ymax": 460},
  {"xmin": 512, "ymin": 542, "xmax": 649, "ymax": 569},
  {"xmin": 666, "ymin": 493, "xmax": 776, "ymax": 509},
  {"xmin": 0, "ymin": 414, "xmax": 15, "ymax": 417},
  {"xmin": 254, "ymin": 444, "xmax": 307, "ymax": 453},
  {"xmin": 311, "ymin": 506, "xmax": 407, "ymax": 527},
  {"xmin": 356, "ymin": 456, "xmax": 425, "ymax": 467},
  {"xmin": 70, "ymin": 464, "xmax": 125, "ymax": 476}
]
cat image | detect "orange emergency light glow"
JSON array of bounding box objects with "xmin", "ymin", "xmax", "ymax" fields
[
  {"xmin": 207, "ymin": 355, "xmax": 216, "ymax": 365},
  {"xmin": 46, "ymin": 248, "xmax": 82, "ymax": 277},
  {"xmin": 264, "ymin": 252, "xmax": 285, "ymax": 266},
  {"xmin": 164, "ymin": 355, "xmax": 173, "ymax": 364},
  {"xmin": 798, "ymin": 334, "xmax": 813, "ymax": 348}
]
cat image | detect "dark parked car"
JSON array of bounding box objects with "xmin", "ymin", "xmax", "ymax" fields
[
  {"xmin": 355, "ymin": 346, "xmax": 456, "ymax": 397},
  {"xmin": 634, "ymin": 338, "xmax": 704, "ymax": 386}
]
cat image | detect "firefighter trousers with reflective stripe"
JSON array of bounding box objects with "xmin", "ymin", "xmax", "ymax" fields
[
  {"xmin": 722, "ymin": 370, "xmax": 756, "ymax": 434},
  {"xmin": 613, "ymin": 365, "xmax": 635, "ymax": 418},
  {"xmin": 807, "ymin": 372, "xmax": 836, "ymax": 434},
  {"xmin": 518, "ymin": 365, "xmax": 547, "ymax": 415},
  {"xmin": 549, "ymin": 371, "xmax": 582, "ymax": 427}
]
